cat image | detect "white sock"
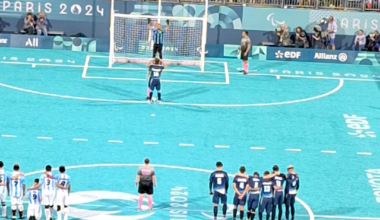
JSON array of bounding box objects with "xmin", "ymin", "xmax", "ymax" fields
[
  {"xmin": 45, "ymin": 208, "xmax": 50, "ymax": 220},
  {"xmin": 50, "ymin": 206, "xmax": 54, "ymax": 218},
  {"xmin": 64, "ymin": 207, "xmax": 69, "ymax": 220},
  {"xmin": 57, "ymin": 209, "xmax": 62, "ymax": 220},
  {"xmin": 2, "ymin": 205, "xmax": 6, "ymax": 217}
]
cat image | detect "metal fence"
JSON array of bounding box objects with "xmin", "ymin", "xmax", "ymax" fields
[{"xmin": 157, "ymin": 0, "xmax": 380, "ymax": 11}]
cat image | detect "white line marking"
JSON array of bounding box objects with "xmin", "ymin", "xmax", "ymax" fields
[
  {"xmin": 0, "ymin": 79, "xmax": 344, "ymax": 108},
  {"xmin": 321, "ymin": 150, "xmax": 336, "ymax": 154},
  {"xmin": 224, "ymin": 62, "xmax": 230, "ymax": 85},
  {"xmin": 84, "ymin": 76, "xmax": 226, "ymax": 85},
  {"xmin": 179, "ymin": 143, "xmax": 194, "ymax": 147},
  {"xmin": 1, "ymin": 134, "xmax": 17, "ymax": 138},
  {"xmin": 357, "ymin": 152, "xmax": 372, "ymax": 156},
  {"xmin": 250, "ymin": 147, "xmax": 265, "ymax": 150},
  {"xmin": 143, "ymin": 142, "xmax": 159, "ymax": 145},
  {"xmin": 37, "ymin": 136, "xmax": 53, "ymax": 140},
  {"xmin": 215, "ymin": 145, "xmax": 230, "ymax": 149},
  {"xmin": 82, "ymin": 55, "xmax": 90, "ymax": 78},
  {"xmin": 108, "ymin": 140, "xmax": 123, "ymax": 143},
  {"xmin": 298, "ymin": 214, "xmax": 380, "ymax": 219},
  {"xmin": 0, "ymin": 59, "xmax": 379, "ymax": 82},
  {"xmin": 286, "ymin": 149, "xmax": 301, "ymax": 152},
  {"xmin": 73, "ymin": 138, "xmax": 88, "ymax": 142}
]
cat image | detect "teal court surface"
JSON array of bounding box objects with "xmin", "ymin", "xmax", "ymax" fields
[{"xmin": 1, "ymin": 47, "xmax": 380, "ymax": 220}]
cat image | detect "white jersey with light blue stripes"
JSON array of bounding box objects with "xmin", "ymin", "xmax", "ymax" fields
[
  {"xmin": 0, "ymin": 169, "xmax": 7, "ymax": 194},
  {"xmin": 28, "ymin": 189, "xmax": 42, "ymax": 205},
  {"xmin": 40, "ymin": 173, "xmax": 56, "ymax": 192},
  {"xmin": 9, "ymin": 171, "xmax": 25, "ymax": 197},
  {"xmin": 56, "ymin": 173, "xmax": 70, "ymax": 192}
]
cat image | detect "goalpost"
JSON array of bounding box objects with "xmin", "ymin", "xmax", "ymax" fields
[{"xmin": 108, "ymin": 0, "xmax": 209, "ymax": 72}]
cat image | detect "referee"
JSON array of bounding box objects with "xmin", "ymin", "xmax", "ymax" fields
[
  {"xmin": 135, "ymin": 158, "xmax": 156, "ymax": 211},
  {"xmin": 148, "ymin": 19, "xmax": 170, "ymax": 59}
]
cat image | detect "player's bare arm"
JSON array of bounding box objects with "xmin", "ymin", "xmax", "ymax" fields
[
  {"xmin": 135, "ymin": 175, "xmax": 141, "ymax": 186},
  {"xmin": 232, "ymin": 182, "xmax": 241, "ymax": 196},
  {"xmin": 22, "ymin": 183, "xmax": 25, "ymax": 196},
  {"xmin": 239, "ymin": 183, "xmax": 249, "ymax": 199},
  {"xmin": 68, "ymin": 185, "xmax": 71, "ymax": 196},
  {"xmin": 55, "ymin": 182, "xmax": 67, "ymax": 190},
  {"xmin": 244, "ymin": 43, "xmax": 251, "ymax": 56},
  {"xmin": 11, "ymin": 172, "xmax": 24, "ymax": 180},
  {"xmin": 6, "ymin": 182, "xmax": 9, "ymax": 196},
  {"xmin": 152, "ymin": 175, "xmax": 157, "ymax": 187}
]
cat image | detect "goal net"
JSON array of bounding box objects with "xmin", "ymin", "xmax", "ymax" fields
[{"xmin": 109, "ymin": 1, "xmax": 208, "ymax": 71}]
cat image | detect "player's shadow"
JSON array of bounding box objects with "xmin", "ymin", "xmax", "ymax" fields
[
  {"xmin": 85, "ymin": 82, "xmax": 143, "ymax": 101},
  {"xmin": 164, "ymin": 87, "xmax": 210, "ymax": 102}
]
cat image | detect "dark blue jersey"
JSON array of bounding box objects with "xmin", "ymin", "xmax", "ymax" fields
[
  {"xmin": 273, "ymin": 174, "xmax": 286, "ymax": 192},
  {"xmin": 248, "ymin": 176, "xmax": 262, "ymax": 195},
  {"xmin": 233, "ymin": 175, "xmax": 249, "ymax": 194},
  {"xmin": 149, "ymin": 64, "xmax": 164, "ymax": 79},
  {"xmin": 285, "ymin": 174, "xmax": 299, "ymax": 195},
  {"xmin": 261, "ymin": 177, "xmax": 275, "ymax": 198},
  {"xmin": 209, "ymin": 171, "xmax": 229, "ymax": 194}
]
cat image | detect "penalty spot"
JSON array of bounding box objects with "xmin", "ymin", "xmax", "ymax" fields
[{"xmin": 151, "ymin": 114, "xmax": 155, "ymax": 117}]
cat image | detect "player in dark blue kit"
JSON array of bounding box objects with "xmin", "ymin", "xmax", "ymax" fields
[
  {"xmin": 246, "ymin": 171, "xmax": 277, "ymax": 220},
  {"xmin": 285, "ymin": 165, "xmax": 299, "ymax": 220},
  {"xmin": 209, "ymin": 161, "xmax": 229, "ymax": 220},
  {"xmin": 246, "ymin": 172, "xmax": 261, "ymax": 220},
  {"xmin": 272, "ymin": 165, "xmax": 287, "ymax": 220},
  {"xmin": 146, "ymin": 58, "xmax": 166, "ymax": 103},
  {"xmin": 232, "ymin": 166, "xmax": 249, "ymax": 220},
  {"xmin": 259, "ymin": 171, "xmax": 277, "ymax": 220}
]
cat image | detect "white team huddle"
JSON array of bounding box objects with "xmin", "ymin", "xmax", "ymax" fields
[{"xmin": 0, "ymin": 162, "xmax": 71, "ymax": 220}]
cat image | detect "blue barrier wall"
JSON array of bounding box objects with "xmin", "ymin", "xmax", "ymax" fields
[{"xmin": 1, "ymin": 1, "xmax": 380, "ymax": 49}]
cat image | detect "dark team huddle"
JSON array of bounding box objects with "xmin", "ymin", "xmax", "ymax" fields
[{"xmin": 209, "ymin": 162, "xmax": 300, "ymax": 220}]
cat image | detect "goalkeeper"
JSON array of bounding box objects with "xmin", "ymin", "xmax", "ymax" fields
[{"xmin": 147, "ymin": 19, "xmax": 170, "ymax": 59}]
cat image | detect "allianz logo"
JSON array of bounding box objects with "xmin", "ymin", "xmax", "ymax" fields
[{"xmin": 314, "ymin": 52, "xmax": 348, "ymax": 62}]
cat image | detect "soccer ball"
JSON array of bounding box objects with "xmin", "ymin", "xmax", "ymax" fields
[{"xmin": 151, "ymin": 97, "xmax": 157, "ymax": 102}]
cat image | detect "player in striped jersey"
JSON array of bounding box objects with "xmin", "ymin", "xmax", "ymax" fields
[
  {"xmin": 0, "ymin": 161, "xmax": 8, "ymax": 218},
  {"xmin": 28, "ymin": 165, "xmax": 56, "ymax": 220},
  {"xmin": 25, "ymin": 179, "xmax": 42, "ymax": 220},
  {"xmin": 8, "ymin": 164, "xmax": 25, "ymax": 220},
  {"xmin": 55, "ymin": 166, "xmax": 71, "ymax": 220}
]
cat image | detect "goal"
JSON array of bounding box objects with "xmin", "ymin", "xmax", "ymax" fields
[{"xmin": 108, "ymin": 0, "xmax": 209, "ymax": 72}]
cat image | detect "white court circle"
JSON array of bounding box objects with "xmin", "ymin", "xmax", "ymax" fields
[
  {"xmin": 0, "ymin": 79, "xmax": 343, "ymax": 108},
  {"xmin": 24, "ymin": 163, "xmax": 315, "ymax": 220}
]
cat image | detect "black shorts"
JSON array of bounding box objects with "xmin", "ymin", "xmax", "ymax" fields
[
  {"xmin": 240, "ymin": 47, "xmax": 248, "ymax": 61},
  {"xmin": 138, "ymin": 182, "xmax": 154, "ymax": 195},
  {"xmin": 153, "ymin": 43, "xmax": 163, "ymax": 57}
]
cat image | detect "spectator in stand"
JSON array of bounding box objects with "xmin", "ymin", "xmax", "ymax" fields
[
  {"xmin": 352, "ymin": 30, "xmax": 366, "ymax": 51},
  {"xmin": 367, "ymin": 30, "xmax": 380, "ymax": 51},
  {"xmin": 36, "ymin": 12, "xmax": 48, "ymax": 36},
  {"xmin": 294, "ymin": 27, "xmax": 309, "ymax": 48},
  {"xmin": 278, "ymin": 24, "xmax": 290, "ymax": 47},
  {"xmin": 23, "ymin": 13, "xmax": 35, "ymax": 35},
  {"xmin": 327, "ymin": 16, "xmax": 337, "ymax": 50}
]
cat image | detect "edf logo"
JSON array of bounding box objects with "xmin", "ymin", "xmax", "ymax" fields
[{"xmin": 275, "ymin": 51, "xmax": 301, "ymax": 59}]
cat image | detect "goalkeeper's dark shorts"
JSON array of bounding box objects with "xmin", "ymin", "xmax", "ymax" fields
[
  {"xmin": 153, "ymin": 43, "xmax": 163, "ymax": 58},
  {"xmin": 240, "ymin": 47, "xmax": 249, "ymax": 61}
]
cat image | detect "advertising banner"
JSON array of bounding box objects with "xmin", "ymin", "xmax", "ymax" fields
[
  {"xmin": 10, "ymin": 35, "xmax": 54, "ymax": 49},
  {"xmin": 52, "ymin": 36, "xmax": 97, "ymax": 52},
  {"xmin": 0, "ymin": 34, "xmax": 11, "ymax": 47},
  {"xmin": 265, "ymin": 46, "xmax": 380, "ymax": 66}
]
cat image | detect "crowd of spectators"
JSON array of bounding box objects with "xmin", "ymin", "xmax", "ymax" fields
[
  {"xmin": 276, "ymin": 16, "xmax": 380, "ymax": 52},
  {"xmin": 23, "ymin": 12, "xmax": 48, "ymax": 36}
]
